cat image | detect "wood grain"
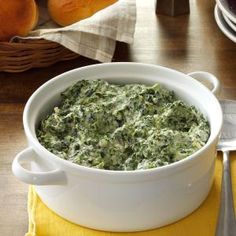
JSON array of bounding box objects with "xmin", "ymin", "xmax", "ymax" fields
[
  {"xmin": 0, "ymin": 103, "xmax": 28, "ymax": 236},
  {"xmin": 0, "ymin": 0, "xmax": 236, "ymax": 235}
]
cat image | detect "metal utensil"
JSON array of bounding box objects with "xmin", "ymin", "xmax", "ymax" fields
[{"xmin": 216, "ymin": 99, "xmax": 236, "ymax": 236}]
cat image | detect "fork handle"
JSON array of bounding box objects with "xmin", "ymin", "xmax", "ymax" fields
[{"xmin": 216, "ymin": 151, "xmax": 236, "ymax": 236}]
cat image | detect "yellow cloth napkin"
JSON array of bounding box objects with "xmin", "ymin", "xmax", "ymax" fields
[{"xmin": 26, "ymin": 153, "xmax": 236, "ymax": 236}]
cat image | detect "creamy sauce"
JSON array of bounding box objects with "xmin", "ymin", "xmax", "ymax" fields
[{"xmin": 37, "ymin": 80, "xmax": 210, "ymax": 170}]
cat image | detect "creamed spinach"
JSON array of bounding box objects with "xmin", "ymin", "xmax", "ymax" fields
[{"xmin": 37, "ymin": 80, "xmax": 210, "ymax": 170}]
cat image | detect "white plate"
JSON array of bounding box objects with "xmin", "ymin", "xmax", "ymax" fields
[
  {"xmin": 214, "ymin": 4, "xmax": 236, "ymax": 43},
  {"xmin": 216, "ymin": 0, "xmax": 236, "ymax": 24},
  {"xmin": 222, "ymin": 11, "xmax": 236, "ymax": 32}
]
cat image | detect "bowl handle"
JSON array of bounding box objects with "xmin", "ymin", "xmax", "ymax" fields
[
  {"xmin": 187, "ymin": 71, "xmax": 221, "ymax": 96},
  {"xmin": 12, "ymin": 147, "xmax": 67, "ymax": 185}
]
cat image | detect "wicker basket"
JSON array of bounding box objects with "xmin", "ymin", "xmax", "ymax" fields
[{"xmin": 0, "ymin": 39, "xmax": 79, "ymax": 73}]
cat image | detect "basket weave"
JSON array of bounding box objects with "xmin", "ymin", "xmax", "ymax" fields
[{"xmin": 0, "ymin": 39, "xmax": 79, "ymax": 73}]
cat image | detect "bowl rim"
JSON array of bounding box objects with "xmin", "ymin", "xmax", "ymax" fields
[
  {"xmin": 23, "ymin": 62, "xmax": 223, "ymax": 176},
  {"xmin": 216, "ymin": 0, "xmax": 236, "ymax": 24}
]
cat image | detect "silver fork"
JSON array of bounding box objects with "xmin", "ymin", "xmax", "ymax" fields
[{"xmin": 216, "ymin": 100, "xmax": 236, "ymax": 236}]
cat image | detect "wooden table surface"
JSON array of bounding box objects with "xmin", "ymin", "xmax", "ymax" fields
[{"xmin": 1, "ymin": 0, "xmax": 236, "ymax": 235}]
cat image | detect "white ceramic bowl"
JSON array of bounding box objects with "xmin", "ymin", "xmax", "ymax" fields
[
  {"xmin": 216, "ymin": 0, "xmax": 236, "ymax": 24},
  {"xmin": 12, "ymin": 63, "xmax": 222, "ymax": 232},
  {"xmin": 215, "ymin": 4, "xmax": 236, "ymax": 43}
]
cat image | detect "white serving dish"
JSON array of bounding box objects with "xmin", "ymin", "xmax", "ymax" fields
[
  {"xmin": 216, "ymin": 0, "xmax": 236, "ymax": 24},
  {"xmin": 215, "ymin": 4, "xmax": 236, "ymax": 43},
  {"xmin": 222, "ymin": 11, "xmax": 236, "ymax": 32},
  {"xmin": 12, "ymin": 63, "xmax": 222, "ymax": 232}
]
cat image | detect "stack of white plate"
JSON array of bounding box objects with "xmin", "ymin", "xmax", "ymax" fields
[{"xmin": 215, "ymin": 0, "xmax": 236, "ymax": 43}]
